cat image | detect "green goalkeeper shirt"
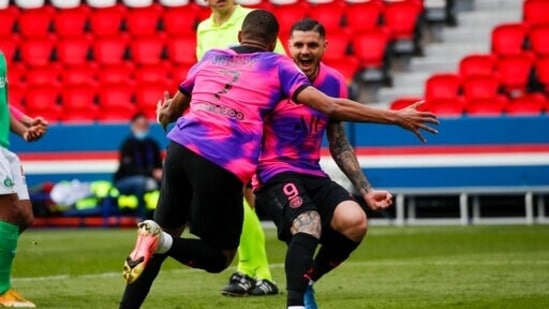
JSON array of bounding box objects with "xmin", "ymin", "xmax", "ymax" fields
[
  {"xmin": 0, "ymin": 51, "xmax": 9, "ymax": 148},
  {"xmin": 196, "ymin": 5, "xmax": 286, "ymax": 61}
]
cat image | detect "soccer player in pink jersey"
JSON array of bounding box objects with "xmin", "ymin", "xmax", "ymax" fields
[
  {"xmin": 120, "ymin": 10, "xmax": 437, "ymax": 308},
  {"xmin": 254, "ymin": 19, "xmax": 397, "ymax": 309}
]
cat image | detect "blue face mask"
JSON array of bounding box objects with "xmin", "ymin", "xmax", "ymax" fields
[{"xmin": 134, "ymin": 131, "xmax": 149, "ymax": 140}]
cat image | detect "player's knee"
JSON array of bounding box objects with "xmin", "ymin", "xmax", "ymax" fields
[
  {"xmin": 205, "ymin": 249, "xmax": 235, "ymax": 274},
  {"xmin": 332, "ymin": 202, "xmax": 368, "ymax": 242},
  {"xmin": 290, "ymin": 210, "xmax": 321, "ymax": 240}
]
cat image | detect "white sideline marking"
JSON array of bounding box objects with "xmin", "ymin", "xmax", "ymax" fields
[{"xmin": 12, "ymin": 260, "xmax": 549, "ymax": 282}]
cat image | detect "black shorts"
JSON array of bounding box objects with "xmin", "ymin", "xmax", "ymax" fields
[
  {"xmin": 255, "ymin": 172, "xmax": 354, "ymax": 242},
  {"xmin": 153, "ymin": 142, "xmax": 244, "ymax": 250}
]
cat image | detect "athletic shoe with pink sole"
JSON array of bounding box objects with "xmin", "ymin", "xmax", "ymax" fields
[{"xmin": 123, "ymin": 220, "xmax": 161, "ymax": 284}]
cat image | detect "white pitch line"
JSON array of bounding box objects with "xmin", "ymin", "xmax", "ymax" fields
[{"xmin": 12, "ymin": 259, "xmax": 549, "ymax": 282}]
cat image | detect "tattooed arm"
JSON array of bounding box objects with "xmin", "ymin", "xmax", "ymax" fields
[
  {"xmin": 326, "ymin": 120, "xmax": 393, "ymax": 210},
  {"xmin": 326, "ymin": 120, "xmax": 372, "ymax": 196}
]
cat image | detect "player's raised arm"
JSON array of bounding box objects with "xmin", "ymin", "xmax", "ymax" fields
[{"xmin": 296, "ymin": 86, "xmax": 439, "ymax": 143}]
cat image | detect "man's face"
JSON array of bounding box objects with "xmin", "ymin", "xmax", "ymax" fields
[
  {"xmin": 206, "ymin": 0, "xmax": 235, "ymax": 12},
  {"xmin": 131, "ymin": 117, "xmax": 149, "ymax": 137},
  {"xmin": 289, "ymin": 30, "xmax": 326, "ymax": 80}
]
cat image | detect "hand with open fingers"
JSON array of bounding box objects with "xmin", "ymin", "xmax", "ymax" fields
[
  {"xmin": 156, "ymin": 91, "xmax": 172, "ymax": 131},
  {"xmin": 363, "ymin": 189, "xmax": 393, "ymax": 211},
  {"xmin": 396, "ymin": 100, "xmax": 440, "ymax": 143}
]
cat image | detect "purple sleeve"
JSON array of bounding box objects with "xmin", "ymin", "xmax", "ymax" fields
[{"xmin": 277, "ymin": 57, "xmax": 311, "ymax": 101}]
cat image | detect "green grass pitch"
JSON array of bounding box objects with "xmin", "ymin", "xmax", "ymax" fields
[{"xmin": 11, "ymin": 225, "xmax": 549, "ymax": 308}]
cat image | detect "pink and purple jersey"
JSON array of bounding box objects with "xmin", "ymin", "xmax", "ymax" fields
[
  {"xmin": 256, "ymin": 62, "xmax": 348, "ymax": 184},
  {"xmin": 167, "ymin": 47, "xmax": 310, "ymax": 183}
]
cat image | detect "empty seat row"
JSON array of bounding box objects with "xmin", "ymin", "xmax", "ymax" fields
[
  {"xmin": 0, "ymin": 4, "xmax": 205, "ymax": 39},
  {"xmin": 492, "ymin": 22, "xmax": 549, "ymax": 57},
  {"xmin": 391, "ymin": 94, "xmax": 549, "ymax": 117},
  {"xmin": 9, "ymin": 82, "xmax": 175, "ymax": 122},
  {"xmin": 1, "ymin": 36, "xmax": 198, "ymax": 67}
]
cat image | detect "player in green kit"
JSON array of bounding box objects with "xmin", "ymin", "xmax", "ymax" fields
[{"xmin": 0, "ymin": 51, "xmax": 48, "ymax": 308}]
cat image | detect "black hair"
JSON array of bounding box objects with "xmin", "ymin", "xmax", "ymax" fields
[
  {"xmin": 290, "ymin": 18, "xmax": 326, "ymax": 39},
  {"xmin": 241, "ymin": 10, "xmax": 280, "ymax": 45}
]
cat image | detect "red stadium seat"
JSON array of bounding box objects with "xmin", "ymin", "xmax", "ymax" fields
[
  {"xmin": 135, "ymin": 65, "xmax": 171, "ymax": 85},
  {"xmin": 167, "ymin": 37, "xmax": 197, "ymax": 65},
  {"xmin": 7, "ymin": 64, "xmax": 24, "ymax": 86},
  {"xmin": 98, "ymin": 84, "xmax": 138, "ymax": 121},
  {"xmin": 353, "ymin": 28, "xmax": 391, "ymax": 83},
  {"xmin": 273, "ymin": 3, "xmax": 308, "ymax": 35},
  {"xmin": 353, "ymin": 28, "xmax": 391, "ymax": 68},
  {"xmin": 25, "ymin": 86, "xmax": 62, "ymax": 121},
  {"xmin": 53, "ymin": 6, "xmax": 90, "ymax": 38},
  {"xmin": 459, "ymin": 54, "xmax": 497, "ymax": 79},
  {"xmin": 93, "ymin": 37, "xmax": 129, "ymax": 65},
  {"xmin": 523, "ymin": 0, "xmax": 549, "ymax": 26},
  {"xmin": 171, "ymin": 64, "xmax": 194, "ymax": 84},
  {"xmin": 462, "ymin": 74, "xmax": 501, "ymax": 101},
  {"xmin": 505, "ymin": 94, "xmax": 546, "ymax": 115},
  {"xmin": 126, "ymin": 5, "xmax": 163, "ymax": 37},
  {"xmin": 26, "ymin": 66, "xmax": 59, "ymax": 87},
  {"xmin": 19, "ymin": 38, "xmax": 55, "ymax": 67},
  {"xmin": 18, "ymin": 6, "xmax": 53, "ymax": 38},
  {"xmin": 57, "ymin": 38, "xmax": 91, "ymax": 66},
  {"xmin": 62, "ymin": 65, "xmax": 97, "ymax": 86},
  {"xmin": 534, "ymin": 56, "xmax": 549, "ymax": 91},
  {"xmin": 390, "ymin": 96, "xmax": 423, "ymax": 110},
  {"xmin": 309, "ymin": 2, "xmax": 345, "ymax": 31},
  {"xmin": 0, "ymin": 7, "xmax": 17, "ymax": 38},
  {"xmin": 61, "ymin": 86, "xmax": 99, "ymax": 122},
  {"xmin": 323, "ymin": 31, "xmax": 350, "ymax": 63},
  {"xmin": 383, "ymin": 0, "xmax": 423, "ymax": 40},
  {"xmin": 89, "ymin": 5, "xmax": 126, "ymax": 38},
  {"xmin": 423, "ymin": 98, "xmax": 465, "ymax": 117},
  {"xmin": 0, "ymin": 39, "xmax": 18, "ymax": 64},
  {"xmin": 465, "ymin": 97, "xmax": 507, "ymax": 116},
  {"xmin": 528, "ymin": 24, "xmax": 549, "ymax": 57},
  {"xmin": 425, "ymin": 73, "xmax": 460, "ymax": 100},
  {"xmin": 345, "ymin": 1, "xmax": 382, "ymax": 33},
  {"xmin": 496, "ymin": 53, "xmax": 535, "ymax": 96},
  {"xmin": 130, "ymin": 37, "xmax": 165, "ymax": 65},
  {"xmin": 98, "ymin": 64, "xmax": 135, "ymax": 85},
  {"xmin": 7, "ymin": 84, "xmax": 25, "ymax": 108},
  {"xmin": 491, "ymin": 23, "xmax": 527, "ymax": 56},
  {"xmin": 162, "ymin": 6, "xmax": 199, "ymax": 37},
  {"xmin": 135, "ymin": 83, "xmax": 167, "ymax": 119}
]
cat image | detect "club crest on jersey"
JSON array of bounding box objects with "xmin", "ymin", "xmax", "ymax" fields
[{"xmin": 3, "ymin": 177, "xmax": 14, "ymax": 188}]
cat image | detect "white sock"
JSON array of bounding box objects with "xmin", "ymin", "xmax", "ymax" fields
[
  {"xmin": 155, "ymin": 231, "xmax": 173, "ymax": 254},
  {"xmin": 288, "ymin": 307, "xmax": 305, "ymax": 309}
]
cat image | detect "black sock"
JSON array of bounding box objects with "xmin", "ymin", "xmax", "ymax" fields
[
  {"xmin": 119, "ymin": 253, "xmax": 168, "ymax": 309},
  {"xmin": 167, "ymin": 238, "xmax": 228, "ymax": 273},
  {"xmin": 285, "ymin": 232, "xmax": 319, "ymax": 307},
  {"xmin": 311, "ymin": 231, "xmax": 360, "ymax": 282}
]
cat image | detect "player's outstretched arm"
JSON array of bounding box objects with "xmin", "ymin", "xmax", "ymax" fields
[
  {"xmin": 326, "ymin": 121, "xmax": 392, "ymax": 210},
  {"xmin": 156, "ymin": 90, "xmax": 191, "ymax": 130},
  {"xmin": 296, "ymin": 87, "xmax": 439, "ymax": 143}
]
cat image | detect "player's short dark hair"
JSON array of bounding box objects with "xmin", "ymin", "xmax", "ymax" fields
[
  {"xmin": 290, "ymin": 18, "xmax": 326, "ymax": 39},
  {"xmin": 241, "ymin": 10, "xmax": 280, "ymax": 45}
]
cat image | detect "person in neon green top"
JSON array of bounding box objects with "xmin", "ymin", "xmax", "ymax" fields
[
  {"xmin": 196, "ymin": 0, "xmax": 286, "ymax": 60},
  {"xmin": 196, "ymin": 0, "xmax": 282, "ymax": 296},
  {"xmin": 0, "ymin": 50, "xmax": 48, "ymax": 307}
]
